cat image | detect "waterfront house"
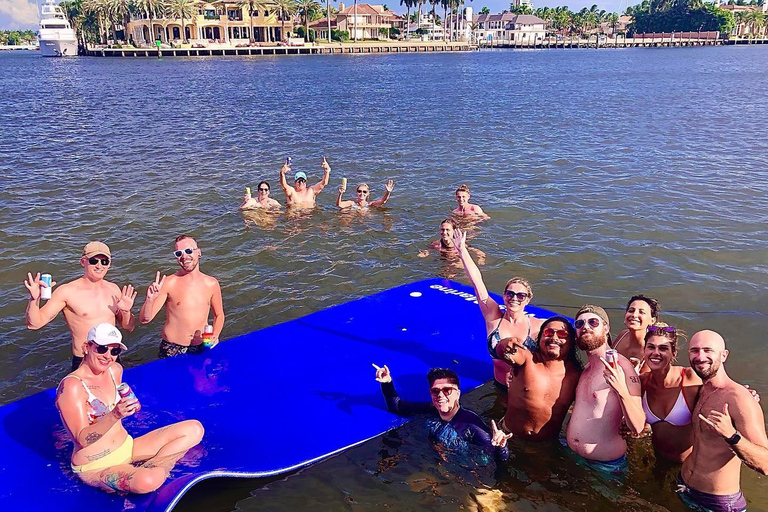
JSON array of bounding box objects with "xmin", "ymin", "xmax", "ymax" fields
[
  {"xmin": 335, "ymin": 3, "xmax": 400, "ymax": 40},
  {"xmin": 718, "ymin": 4, "xmax": 768, "ymax": 38},
  {"xmin": 473, "ymin": 13, "xmax": 546, "ymax": 44},
  {"xmin": 125, "ymin": 1, "xmax": 294, "ymax": 46}
]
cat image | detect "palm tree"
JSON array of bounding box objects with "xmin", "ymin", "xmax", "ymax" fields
[
  {"xmin": 168, "ymin": 0, "xmax": 196, "ymax": 42},
  {"xmin": 83, "ymin": 0, "xmax": 111, "ymax": 43},
  {"xmin": 297, "ymin": 0, "xmax": 320, "ymax": 41},
  {"xmin": 273, "ymin": 0, "xmax": 298, "ymax": 41},
  {"xmin": 401, "ymin": 0, "xmax": 413, "ymax": 39},
  {"xmin": 238, "ymin": 0, "xmax": 267, "ymax": 43},
  {"xmin": 133, "ymin": 0, "xmax": 165, "ymax": 44}
]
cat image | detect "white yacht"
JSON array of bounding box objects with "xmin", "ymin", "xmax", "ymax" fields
[{"xmin": 38, "ymin": 0, "xmax": 78, "ymax": 57}]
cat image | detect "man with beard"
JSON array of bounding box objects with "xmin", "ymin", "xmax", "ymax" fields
[
  {"xmin": 565, "ymin": 304, "xmax": 645, "ymax": 473},
  {"xmin": 496, "ymin": 316, "xmax": 582, "ymax": 441},
  {"xmin": 139, "ymin": 235, "xmax": 225, "ymax": 358},
  {"xmin": 373, "ymin": 364, "xmax": 510, "ymax": 466},
  {"xmin": 279, "ymin": 158, "xmax": 331, "ymax": 208},
  {"xmin": 24, "ymin": 241, "xmax": 137, "ymax": 371},
  {"xmin": 678, "ymin": 330, "xmax": 768, "ymax": 512}
]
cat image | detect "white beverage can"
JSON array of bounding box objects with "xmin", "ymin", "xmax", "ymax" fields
[
  {"xmin": 605, "ymin": 349, "xmax": 618, "ymax": 369},
  {"xmin": 40, "ymin": 274, "xmax": 52, "ymax": 300}
]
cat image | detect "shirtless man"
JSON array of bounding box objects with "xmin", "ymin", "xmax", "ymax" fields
[
  {"xmin": 496, "ymin": 316, "xmax": 582, "ymax": 441},
  {"xmin": 679, "ymin": 330, "xmax": 768, "ymax": 512},
  {"xmin": 279, "ymin": 157, "xmax": 331, "ymax": 207},
  {"xmin": 566, "ymin": 304, "xmax": 645, "ymax": 473},
  {"xmin": 139, "ymin": 235, "xmax": 225, "ymax": 359},
  {"xmin": 452, "ymin": 184, "xmax": 489, "ymax": 220},
  {"xmin": 418, "ymin": 219, "xmax": 486, "ymax": 263},
  {"xmin": 24, "ymin": 241, "xmax": 137, "ymax": 371},
  {"xmin": 336, "ymin": 180, "xmax": 395, "ymax": 210}
]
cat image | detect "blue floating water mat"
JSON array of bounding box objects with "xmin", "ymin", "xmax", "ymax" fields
[{"xmin": 0, "ymin": 278, "xmax": 558, "ymax": 512}]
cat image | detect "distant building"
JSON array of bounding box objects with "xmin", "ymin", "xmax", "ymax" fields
[
  {"xmin": 473, "ymin": 13, "xmax": 545, "ymax": 44},
  {"xmin": 719, "ymin": 4, "xmax": 768, "ymax": 37},
  {"xmin": 336, "ymin": 3, "xmax": 403, "ymax": 40},
  {"xmin": 510, "ymin": 0, "xmax": 534, "ymax": 9},
  {"xmin": 125, "ymin": 1, "xmax": 293, "ymax": 44}
]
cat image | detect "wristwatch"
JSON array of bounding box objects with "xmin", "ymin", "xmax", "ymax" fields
[{"xmin": 725, "ymin": 431, "xmax": 742, "ymax": 445}]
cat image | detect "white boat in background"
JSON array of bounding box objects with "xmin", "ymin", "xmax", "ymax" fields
[{"xmin": 38, "ymin": 0, "xmax": 78, "ymax": 57}]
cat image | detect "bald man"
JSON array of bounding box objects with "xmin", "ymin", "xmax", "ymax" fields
[{"xmin": 679, "ymin": 330, "xmax": 768, "ymax": 512}]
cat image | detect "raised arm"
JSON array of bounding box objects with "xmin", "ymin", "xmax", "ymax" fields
[
  {"xmin": 336, "ymin": 184, "xmax": 355, "ymax": 209},
  {"xmin": 115, "ymin": 284, "xmax": 137, "ymax": 332},
  {"xmin": 139, "ymin": 272, "xmax": 168, "ymax": 324},
  {"xmin": 24, "ymin": 272, "xmax": 66, "ymax": 330},
  {"xmin": 601, "ymin": 356, "xmax": 645, "ymax": 435},
  {"xmin": 452, "ymin": 229, "xmax": 502, "ymax": 322},
  {"xmin": 279, "ymin": 163, "xmax": 292, "ymax": 195},
  {"xmin": 310, "ymin": 157, "xmax": 331, "ymax": 195},
  {"xmin": 373, "ymin": 364, "xmax": 433, "ymax": 416},
  {"xmin": 369, "ymin": 180, "xmax": 395, "ymax": 207}
]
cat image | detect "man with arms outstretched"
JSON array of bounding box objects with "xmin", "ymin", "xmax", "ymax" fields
[
  {"xmin": 140, "ymin": 235, "xmax": 225, "ymax": 358},
  {"xmin": 566, "ymin": 304, "xmax": 645, "ymax": 473},
  {"xmin": 279, "ymin": 157, "xmax": 331, "ymax": 207},
  {"xmin": 679, "ymin": 330, "xmax": 768, "ymax": 512},
  {"xmin": 24, "ymin": 241, "xmax": 137, "ymax": 371}
]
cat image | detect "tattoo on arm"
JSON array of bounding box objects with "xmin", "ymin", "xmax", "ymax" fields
[
  {"xmin": 85, "ymin": 432, "xmax": 103, "ymax": 445},
  {"xmin": 629, "ymin": 376, "xmax": 640, "ymax": 383}
]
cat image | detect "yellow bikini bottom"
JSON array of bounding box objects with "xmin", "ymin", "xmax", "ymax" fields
[{"xmin": 71, "ymin": 435, "xmax": 134, "ymax": 474}]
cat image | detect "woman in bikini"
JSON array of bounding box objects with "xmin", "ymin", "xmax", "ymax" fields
[
  {"xmin": 56, "ymin": 323, "xmax": 204, "ymax": 493},
  {"xmin": 452, "ymin": 228, "xmax": 543, "ymax": 388},
  {"xmin": 641, "ymin": 322, "xmax": 698, "ymax": 463},
  {"xmin": 612, "ymin": 294, "xmax": 659, "ymax": 373}
]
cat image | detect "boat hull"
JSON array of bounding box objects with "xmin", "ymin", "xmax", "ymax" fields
[{"xmin": 39, "ymin": 38, "xmax": 77, "ymax": 57}]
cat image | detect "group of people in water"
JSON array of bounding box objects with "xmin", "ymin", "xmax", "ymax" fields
[
  {"xmin": 21, "ymin": 160, "xmax": 768, "ymax": 511},
  {"xmin": 375, "ymin": 225, "xmax": 768, "ymax": 512}
]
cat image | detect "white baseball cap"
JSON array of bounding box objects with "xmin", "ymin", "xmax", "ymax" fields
[{"xmin": 86, "ymin": 323, "xmax": 128, "ymax": 351}]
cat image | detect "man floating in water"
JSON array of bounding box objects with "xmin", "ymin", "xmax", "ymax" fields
[
  {"xmin": 24, "ymin": 241, "xmax": 137, "ymax": 371},
  {"xmin": 279, "ymin": 157, "xmax": 331, "ymax": 207},
  {"xmin": 373, "ymin": 364, "xmax": 510, "ymax": 466},
  {"xmin": 139, "ymin": 235, "xmax": 225, "ymax": 359}
]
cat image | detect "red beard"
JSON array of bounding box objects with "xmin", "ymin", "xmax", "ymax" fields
[{"xmin": 577, "ymin": 332, "xmax": 606, "ymax": 351}]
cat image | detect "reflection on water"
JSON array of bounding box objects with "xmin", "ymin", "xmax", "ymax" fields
[{"xmin": 1, "ymin": 47, "xmax": 767, "ymax": 511}]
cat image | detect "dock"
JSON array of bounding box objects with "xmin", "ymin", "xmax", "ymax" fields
[{"xmin": 84, "ymin": 41, "xmax": 475, "ymax": 57}]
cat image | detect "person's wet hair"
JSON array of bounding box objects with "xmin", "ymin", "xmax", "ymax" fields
[
  {"xmin": 257, "ymin": 181, "xmax": 270, "ymax": 191},
  {"xmin": 427, "ymin": 368, "xmax": 459, "ymax": 387},
  {"xmin": 538, "ymin": 316, "xmax": 582, "ymax": 369},
  {"xmin": 455, "ymin": 184, "xmax": 471, "ymax": 195},
  {"xmin": 440, "ymin": 218, "xmax": 457, "ymax": 230},
  {"xmin": 174, "ymin": 234, "xmax": 196, "ymax": 245},
  {"xmin": 626, "ymin": 294, "xmax": 660, "ymax": 320}
]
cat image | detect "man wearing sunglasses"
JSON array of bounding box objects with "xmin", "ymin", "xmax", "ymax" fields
[
  {"xmin": 495, "ymin": 316, "xmax": 582, "ymax": 441},
  {"xmin": 139, "ymin": 235, "xmax": 225, "ymax": 359},
  {"xmin": 565, "ymin": 304, "xmax": 645, "ymax": 474},
  {"xmin": 336, "ymin": 179, "xmax": 395, "ymax": 210},
  {"xmin": 278, "ymin": 157, "xmax": 331, "ymax": 207},
  {"xmin": 24, "ymin": 241, "xmax": 137, "ymax": 372},
  {"xmin": 373, "ymin": 364, "xmax": 510, "ymax": 466}
]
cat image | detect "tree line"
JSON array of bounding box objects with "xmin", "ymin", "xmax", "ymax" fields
[{"xmin": 0, "ymin": 30, "xmax": 36, "ymax": 46}]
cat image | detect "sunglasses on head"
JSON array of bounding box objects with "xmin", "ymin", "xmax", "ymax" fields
[
  {"xmin": 430, "ymin": 386, "xmax": 457, "ymax": 398},
  {"xmin": 574, "ymin": 317, "xmax": 601, "ymax": 330},
  {"xmin": 258, "ymin": 187, "xmax": 269, "ymax": 192},
  {"xmin": 504, "ymin": 290, "xmax": 530, "ymax": 302},
  {"xmin": 648, "ymin": 325, "xmax": 676, "ymax": 334},
  {"xmin": 543, "ymin": 327, "xmax": 569, "ymax": 339},
  {"xmin": 173, "ymin": 247, "xmax": 197, "ymax": 258},
  {"xmin": 91, "ymin": 342, "xmax": 122, "ymax": 356},
  {"xmin": 87, "ymin": 257, "xmax": 110, "ymax": 266}
]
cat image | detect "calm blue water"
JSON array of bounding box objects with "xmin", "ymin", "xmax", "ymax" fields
[{"xmin": 1, "ymin": 46, "xmax": 767, "ymax": 511}]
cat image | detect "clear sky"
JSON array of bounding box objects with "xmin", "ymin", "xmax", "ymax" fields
[{"xmin": 1, "ymin": 0, "xmax": 630, "ymax": 32}]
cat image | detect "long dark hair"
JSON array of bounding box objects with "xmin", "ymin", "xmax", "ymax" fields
[{"xmin": 538, "ymin": 316, "xmax": 583, "ymax": 369}]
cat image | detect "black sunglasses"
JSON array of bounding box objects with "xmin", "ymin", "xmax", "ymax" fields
[
  {"xmin": 91, "ymin": 343, "xmax": 122, "ymax": 356},
  {"xmin": 258, "ymin": 187, "xmax": 270, "ymax": 192},
  {"xmin": 87, "ymin": 257, "xmax": 110, "ymax": 266},
  {"xmin": 504, "ymin": 290, "xmax": 530, "ymax": 301},
  {"xmin": 357, "ymin": 190, "xmax": 369, "ymax": 194},
  {"xmin": 173, "ymin": 248, "xmax": 197, "ymax": 258},
  {"xmin": 574, "ymin": 317, "xmax": 601, "ymax": 329}
]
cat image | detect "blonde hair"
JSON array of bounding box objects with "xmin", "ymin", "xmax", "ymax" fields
[{"xmin": 455, "ymin": 184, "xmax": 471, "ymax": 195}]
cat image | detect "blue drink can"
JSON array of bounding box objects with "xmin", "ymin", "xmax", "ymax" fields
[
  {"xmin": 285, "ymin": 156, "xmax": 292, "ymax": 166},
  {"xmin": 40, "ymin": 273, "xmax": 52, "ymax": 300}
]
